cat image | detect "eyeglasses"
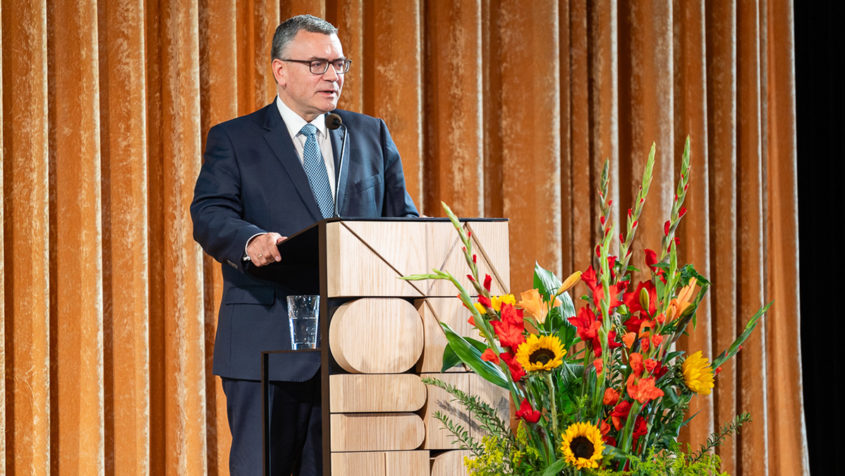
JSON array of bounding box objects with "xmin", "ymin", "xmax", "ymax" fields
[{"xmin": 281, "ymin": 58, "xmax": 352, "ymax": 75}]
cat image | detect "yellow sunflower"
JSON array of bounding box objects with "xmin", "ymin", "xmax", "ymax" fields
[
  {"xmin": 683, "ymin": 350, "xmax": 715, "ymax": 395},
  {"xmin": 561, "ymin": 421, "xmax": 604, "ymax": 470},
  {"xmin": 514, "ymin": 334, "xmax": 566, "ymax": 372}
]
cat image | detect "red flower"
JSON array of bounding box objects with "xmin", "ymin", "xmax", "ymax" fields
[
  {"xmin": 626, "ymin": 374, "xmax": 664, "ymax": 403},
  {"xmin": 569, "ymin": 306, "xmax": 601, "ymax": 342},
  {"xmin": 480, "ymin": 348, "xmax": 499, "ymax": 364},
  {"xmin": 611, "ymin": 400, "xmax": 632, "ymax": 430},
  {"xmin": 603, "ymin": 387, "xmax": 620, "ymax": 406},
  {"xmin": 483, "ymin": 274, "xmax": 492, "ymax": 291},
  {"xmin": 600, "ymin": 419, "xmax": 617, "ymax": 446},
  {"xmin": 629, "ymin": 352, "xmax": 644, "ymax": 377},
  {"xmin": 594, "ymin": 358, "xmax": 603, "ymax": 375},
  {"xmin": 515, "ymin": 398, "xmax": 541, "ymax": 423},
  {"xmin": 491, "ymin": 303, "xmax": 525, "ymax": 349},
  {"xmin": 478, "ymin": 295, "xmax": 492, "ymax": 309},
  {"xmin": 624, "ymin": 280, "xmax": 657, "ymax": 317},
  {"xmin": 500, "ymin": 352, "xmax": 526, "ymax": 382},
  {"xmin": 581, "ymin": 266, "xmax": 599, "ymax": 293},
  {"xmin": 632, "ymin": 416, "xmax": 648, "ymax": 446}
]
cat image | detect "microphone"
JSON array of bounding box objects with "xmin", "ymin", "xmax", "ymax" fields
[{"xmin": 326, "ymin": 113, "xmax": 347, "ymax": 218}]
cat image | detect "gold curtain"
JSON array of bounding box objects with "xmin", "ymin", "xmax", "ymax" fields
[{"xmin": 1, "ymin": 0, "xmax": 807, "ymax": 474}]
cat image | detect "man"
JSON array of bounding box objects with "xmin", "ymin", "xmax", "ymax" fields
[{"xmin": 191, "ymin": 14, "xmax": 419, "ymax": 475}]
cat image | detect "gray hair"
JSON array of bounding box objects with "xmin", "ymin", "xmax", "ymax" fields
[{"xmin": 271, "ymin": 15, "xmax": 338, "ymax": 60}]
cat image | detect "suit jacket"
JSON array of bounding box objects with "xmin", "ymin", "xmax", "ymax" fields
[{"xmin": 191, "ymin": 102, "xmax": 419, "ymax": 381}]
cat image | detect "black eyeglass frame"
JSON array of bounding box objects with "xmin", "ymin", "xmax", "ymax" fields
[{"xmin": 281, "ymin": 58, "xmax": 352, "ymax": 75}]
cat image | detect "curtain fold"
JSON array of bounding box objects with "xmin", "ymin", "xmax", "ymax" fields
[{"xmin": 0, "ymin": 0, "xmax": 807, "ymax": 474}]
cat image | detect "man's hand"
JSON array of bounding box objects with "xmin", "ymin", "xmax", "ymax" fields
[{"xmin": 246, "ymin": 232, "xmax": 286, "ymax": 267}]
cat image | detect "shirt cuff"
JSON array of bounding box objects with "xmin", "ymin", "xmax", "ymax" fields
[{"xmin": 242, "ymin": 232, "xmax": 265, "ymax": 262}]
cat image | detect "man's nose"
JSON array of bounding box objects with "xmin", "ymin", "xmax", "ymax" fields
[{"xmin": 322, "ymin": 63, "xmax": 342, "ymax": 81}]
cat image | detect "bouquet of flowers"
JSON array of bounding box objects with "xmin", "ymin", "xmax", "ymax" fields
[{"xmin": 405, "ymin": 139, "xmax": 769, "ymax": 475}]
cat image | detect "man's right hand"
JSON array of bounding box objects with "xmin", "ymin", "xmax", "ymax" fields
[{"xmin": 246, "ymin": 232, "xmax": 286, "ymax": 267}]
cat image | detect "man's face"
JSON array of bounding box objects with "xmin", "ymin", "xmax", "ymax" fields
[{"xmin": 273, "ymin": 31, "xmax": 345, "ymax": 122}]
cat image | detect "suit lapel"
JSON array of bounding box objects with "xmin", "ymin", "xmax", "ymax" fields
[
  {"xmin": 261, "ymin": 104, "xmax": 322, "ymax": 221},
  {"xmin": 330, "ymin": 119, "xmax": 350, "ymax": 217}
]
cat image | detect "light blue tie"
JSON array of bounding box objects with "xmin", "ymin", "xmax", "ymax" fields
[{"xmin": 300, "ymin": 123, "xmax": 333, "ymax": 218}]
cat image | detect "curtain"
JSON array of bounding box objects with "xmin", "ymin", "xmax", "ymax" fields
[{"xmin": 0, "ymin": 0, "xmax": 807, "ymax": 474}]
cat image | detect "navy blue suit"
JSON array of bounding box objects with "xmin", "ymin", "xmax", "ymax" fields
[{"xmin": 191, "ymin": 101, "xmax": 418, "ymax": 474}]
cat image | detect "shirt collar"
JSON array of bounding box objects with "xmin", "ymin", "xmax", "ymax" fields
[{"xmin": 275, "ymin": 96, "xmax": 327, "ymax": 139}]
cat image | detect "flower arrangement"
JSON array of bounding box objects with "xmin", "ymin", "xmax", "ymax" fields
[{"xmin": 405, "ymin": 139, "xmax": 769, "ymax": 475}]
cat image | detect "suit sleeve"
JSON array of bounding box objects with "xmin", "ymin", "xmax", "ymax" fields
[
  {"xmin": 379, "ymin": 119, "xmax": 420, "ymax": 217},
  {"xmin": 191, "ymin": 124, "xmax": 266, "ymax": 271}
]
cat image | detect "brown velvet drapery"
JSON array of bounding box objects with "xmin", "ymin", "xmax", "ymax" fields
[{"xmin": 1, "ymin": 0, "xmax": 807, "ymax": 474}]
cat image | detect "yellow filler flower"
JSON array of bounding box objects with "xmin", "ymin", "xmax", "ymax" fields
[
  {"xmin": 561, "ymin": 422, "xmax": 605, "ymax": 470},
  {"xmin": 515, "ymin": 334, "xmax": 566, "ymax": 372},
  {"xmin": 683, "ymin": 350, "xmax": 715, "ymax": 395}
]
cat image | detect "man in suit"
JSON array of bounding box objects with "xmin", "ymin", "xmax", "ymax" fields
[{"xmin": 191, "ymin": 14, "xmax": 419, "ymax": 475}]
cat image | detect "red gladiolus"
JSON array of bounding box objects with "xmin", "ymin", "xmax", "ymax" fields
[
  {"xmin": 491, "ymin": 303, "xmax": 525, "ymax": 349},
  {"xmin": 467, "ymin": 274, "xmax": 475, "ymax": 282},
  {"xmin": 467, "ymin": 315, "xmax": 476, "ymax": 327},
  {"xmin": 603, "ymin": 387, "xmax": 620, "ymax": 406},
  {"xmin": 500, "ymin": 352, "xmax": 526, "ymax": 381},
  {"xmin": 629, "ymin": 352, "xmax": 644, "ymax": 377},
  {"xmin": 581, "ymin": 266, "xmax": 599, "ymax": 293},
  {"xmin": 515, "ymin": 398, "xmax": 541, "ymax": 423},
  {"xmin": 569, "ymin": 306, "xmax": 599, "ymax": 341},
  {"xmin": 644, "ymin": 358, "xmax": 658, "ymax": 375},
  {"xmin": 624, "ymin": 280, "xmax": 657, "ymax": 317},
  {"xmin": 611, "ymin": 400, "xmax": 632, "ymax": 430},
  {"xmin": 679, "ymin": 206, "xmax": 687, "ymax": 218},
  {"xmin": 483, "ymin": 274, "xmax": 492, "ymax": 291},
  {"xmin": 633, "ymin": 416, "xmax": 648, "ymax": 445},
  {"xmin": 478, "ymin": 295, "xmax": 492, "ymax": 308},
  {"xmin": 481, "ymin": 348, "xmax": 499, "ymax": 364},
  {"xmin": 664, "ymin": 220, "xmax": 671, "ymax": 236},
  {"xmin": 627, "ymin": 374, "xmax": 664, "ymax": 403}
]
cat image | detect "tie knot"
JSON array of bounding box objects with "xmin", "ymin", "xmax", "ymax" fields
[{"xmin": 300, "ymin": 123, "xmax": 318, "ymax": 138}]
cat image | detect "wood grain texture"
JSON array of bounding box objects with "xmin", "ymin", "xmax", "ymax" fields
[
  {"xmin": 331, "ymin": 450, "xmax": 429, "ymax": 476},
  {"xmin": 329, "ymin": 374, "xmax": 427, "ymax": 413},
  {"xmin": 425, "ymin": 221, "xmax": 510, "ymax": 297},
  {"xmin": 416, "ymin": 298, "xmax": 479, "ymax": 373},
  {"xmin": 329, "ymin": 298, "xmax": 424, "ymax": 374},
  {"xmin": 330, "ymin": 413, "xmax": 425, "ymax": 451},
  {"xmin": 326, "ymin": 221, "xmax": 428, "ymax": 297},
  {"xmin": 421, "ymin": 373, "xmax": 510, "ymax": 450},
  {"xmin": 431, "ymin": 450, "xmax": 471, "ymax": 476}
]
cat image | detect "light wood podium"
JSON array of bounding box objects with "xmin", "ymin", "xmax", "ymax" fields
[{"xmin": 260, "ymin": 218, "xmax": 510, "ymax": 476}]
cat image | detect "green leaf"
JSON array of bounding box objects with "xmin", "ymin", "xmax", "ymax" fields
[
  {"xmin": 712, "ymin": 301, "xmax": 772, "ymax": 368},
  {"xmin": 441, "ymin": 344, "xmax": 461, "ymax": 372},
  {"xmin": 440, "ymin": 323, "xmax": 508, "ymax": 388},
  {"xmin": 541, "ymin": 457, "xmax": 566, "ymax": 476},
  {"xmin": 533, "ymin": 262, "xmax": 562, "ymax": 298}
]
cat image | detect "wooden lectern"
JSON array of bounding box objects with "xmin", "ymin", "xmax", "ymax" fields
[{"xmin": 261, "ymin": 218, "xmax": 510, "ymax": 476}]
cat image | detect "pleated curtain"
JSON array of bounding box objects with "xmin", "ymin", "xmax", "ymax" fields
[{"xmin": 1, "ymin": 0, "xmax": 807, "ymax": 474}]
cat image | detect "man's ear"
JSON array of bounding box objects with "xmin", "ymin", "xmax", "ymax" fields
[{"xmin": 271, "ymin": 58, "xmax": 286, "ymax": 86}]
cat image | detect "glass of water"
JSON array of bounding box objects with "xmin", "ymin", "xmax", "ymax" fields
[{"xmin": 287, "ymin": 295, "xmax": 320, "ymax": 350}]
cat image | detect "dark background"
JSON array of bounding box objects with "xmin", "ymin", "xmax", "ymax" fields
[{"xmin": 795, "ymin": 2, "xmax": 843, "ymax": 474}]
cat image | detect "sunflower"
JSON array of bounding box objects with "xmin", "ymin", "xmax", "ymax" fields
[
  {"xmin": 561, "ymin": 422, "xmax": 604, "ymax": 469},
  {"xmin": 682, "ymin": 350, "xmax": 715, "ymax": 395},
  {"xmin": 514, "ymin": 334, "xmax": 566, "ymax": 372}
]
